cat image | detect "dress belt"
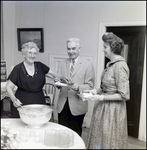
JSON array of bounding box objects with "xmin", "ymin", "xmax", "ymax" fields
[{"xmin": 17, "ymin": 88, "xmax": 42, "ymax": 93}]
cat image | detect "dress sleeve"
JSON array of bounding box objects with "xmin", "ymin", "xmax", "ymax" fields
[
  {"xmin": 39, "ymin": 62, "xmax": 50, "ymax": 74},
  {"xmin": 114, "ymin": 62, "xmax": 130, "ymax": 100},
  {"xmin": 7, "ymin": 66, "xmax": 18, "ymax": 85}
]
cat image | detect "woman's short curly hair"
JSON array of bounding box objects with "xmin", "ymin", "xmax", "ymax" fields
[
  {"xmin": 102, "ymin": 32, "xmax": 124, "ymax": 55},
  {"xmin": 21, "ymin": 41, "xmax": 39, "ymax": 55}
]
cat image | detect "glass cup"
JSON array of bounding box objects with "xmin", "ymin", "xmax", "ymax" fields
[
  {"xmin": 18, "ymin": 128, "xmax": 31, "ymax": 142},
  {"xmin": 58, "ymin": 129, "xmax": 74, "ymax": 148},
  {"xmin": 44, "ymin": 129, "xmax": 56, "ymax": 147},
  {"xmin": 33, "ymin": 129, "xmax": 43, "ymax": 143},
  {"xmin": 44, "ymin": 129, "xmax": 74, "ymax": 148}
]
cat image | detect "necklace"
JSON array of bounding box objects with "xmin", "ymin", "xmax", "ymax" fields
[
  {"xmin": 23, "ymin": 62, "xmax": 34, "ymax": 70},
  {"xmin": 27, "ymin": 67, "xmax": 34, "ymax": 70}
]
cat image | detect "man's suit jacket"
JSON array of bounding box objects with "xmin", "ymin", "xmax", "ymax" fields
[{"xmin": 56, "ymin": 56, "xmax": 95, "ymax": 116}]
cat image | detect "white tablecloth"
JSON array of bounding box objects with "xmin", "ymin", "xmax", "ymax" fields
[{"xmin": 1, "ymin": 119, "xmax": 86, "ymax": 149}]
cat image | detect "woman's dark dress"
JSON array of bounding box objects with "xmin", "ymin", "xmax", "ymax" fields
[{"xmin": 7, "ymin": 61, "xmax": 50, "ymax": 118}]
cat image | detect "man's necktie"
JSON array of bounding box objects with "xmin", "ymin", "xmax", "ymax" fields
[{"xmin": 70, "ymin": 60, "xmax": 75, "ymax": 77}]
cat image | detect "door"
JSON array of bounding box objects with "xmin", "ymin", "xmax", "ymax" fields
[{"xmin": 105, "ymin": 26, "xmax": 146, "ymax": 138}]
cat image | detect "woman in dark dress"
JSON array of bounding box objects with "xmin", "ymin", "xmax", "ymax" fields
[{"xmin": 6, "ymin": 41, "xmax": 63, "ymax": 118}]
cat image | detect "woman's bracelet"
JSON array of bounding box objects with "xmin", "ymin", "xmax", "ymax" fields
[{"xmin": 99, "ymin": 95, "xmax": 104, "ymax": 101}]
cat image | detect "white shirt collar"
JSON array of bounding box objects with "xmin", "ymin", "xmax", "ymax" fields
[{"xmin": 71, "ymin": 56, "xmax": 79, "ymax": 65}]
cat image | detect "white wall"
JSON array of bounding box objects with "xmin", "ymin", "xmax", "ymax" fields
[
  {"xmin": 3, "ymin": 1, "xmax": 16, "ymax": 75},
  {"xmin": 2, "ymin": 1, "xmax": 146, "ymax": 141}
]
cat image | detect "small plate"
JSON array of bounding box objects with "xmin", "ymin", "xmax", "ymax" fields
[{"xmin": 55, "ymin": 81, "xmax": 67, "ymax": 87}]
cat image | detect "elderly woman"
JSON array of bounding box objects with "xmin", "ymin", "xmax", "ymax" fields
[
  {"xmin": 6, "ymin": 41, "xmax": 63, "ymax": 118},
  {"xmin": 81, "ymin": 32, "xmax": 130, "ymax": 149}
]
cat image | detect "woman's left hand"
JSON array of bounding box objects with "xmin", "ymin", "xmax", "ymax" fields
[
  {"xmin": 81, "ymin": 94, "xmax": 104, "ymax": 101},
  {"xmin": 78, "ymin": 92, "xmax": 94, "ymax": 101}
]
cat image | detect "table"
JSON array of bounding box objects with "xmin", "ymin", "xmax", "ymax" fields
[{"xmin": 1, "ymin": 119, "xmax": 86, "ymax": 149}]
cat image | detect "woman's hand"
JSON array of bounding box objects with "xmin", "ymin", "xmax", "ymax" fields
[
  {"xmin": 12, "ymin": 98, "xmax": 22, "ymax": 108},
  {"xmin": 79, "ymin": 93, "xmax": 104, "ymax": 102},
  {"xmin": 81, "ymin": 93, "xmax": 94, "ymax": 101},
  {"xmin": 96, "ymin": 88, "xmax": 102, "ymax": 94},
  {"xmin": 78, "ymin": 92, "xmax": 94, "ymax": 101}
]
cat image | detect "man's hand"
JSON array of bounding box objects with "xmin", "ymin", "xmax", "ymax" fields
[
  {"xmin": 61, "ymin": 76, "xmax": 69, "ymax": 84},
  {"xmin": 83, "ymin": 89, "xmax": 97, "ymax": 95},
  {"xmin": 66, "ymin": 79, "xmax": 79, "ymax": 91},
  {"xmin": 68, "ymin": 84, "xmax": 79, "ymax": 91}
]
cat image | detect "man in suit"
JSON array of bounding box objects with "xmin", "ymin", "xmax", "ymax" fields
[{"xmin": 55, "ymin": 38, "xmax": 95, "ymax": 136}]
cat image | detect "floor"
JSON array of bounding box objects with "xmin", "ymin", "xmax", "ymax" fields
[{"xmin": 81, "ymin": 127, "xmax": 146, "ymax": 149}]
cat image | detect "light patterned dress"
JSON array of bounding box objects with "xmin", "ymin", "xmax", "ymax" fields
[{"xmin": 87, "ymin": 57, "xmax": 130, "ymax": 149}]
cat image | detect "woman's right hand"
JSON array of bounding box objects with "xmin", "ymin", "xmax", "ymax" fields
[{"xmin": 12, "ymin": 98, "xmax": 22, "ymax": 108}]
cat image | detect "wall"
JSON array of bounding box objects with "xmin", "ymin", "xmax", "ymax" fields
[
  {"xmin": 3, "ymin": 1, "xmax": 16, "ymax": 74},
  {"xmin": 2, "ymin": 1, "xmax": 146, "ymax": 141}
]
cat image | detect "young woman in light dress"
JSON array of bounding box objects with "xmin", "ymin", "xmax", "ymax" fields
[{"xmin": 80, "ymin": 32, "xmax": 130, "ymax": 149}]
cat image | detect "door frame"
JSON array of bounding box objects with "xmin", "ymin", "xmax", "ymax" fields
[{"xmin": 97, "ymin": 20, "xmax": 146, "ymax": 141}]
